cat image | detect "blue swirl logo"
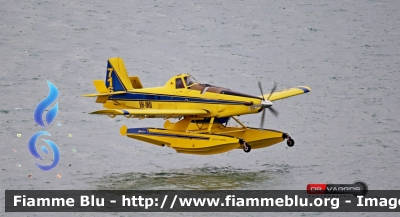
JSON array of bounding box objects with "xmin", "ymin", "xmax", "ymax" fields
[
  {"xmin": 28, "ymin": 131, "xmax": 60, "ymax": 171},
  {"xmin": 34, "ymin": 81, "xmax": 59, "ymax": 127},
  {"xmin": 28, "ymin": 81, "xmax": 60, "ymax": 171}
]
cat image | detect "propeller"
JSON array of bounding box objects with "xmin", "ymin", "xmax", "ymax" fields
[{"xmin": 258, "ymin": 81, "xmax": 279, "ymax": 129}]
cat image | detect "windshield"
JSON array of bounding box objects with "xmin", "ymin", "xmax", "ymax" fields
[{"xmin": 184, "ymin": 76, "xmax": 198, "ymax": 87}]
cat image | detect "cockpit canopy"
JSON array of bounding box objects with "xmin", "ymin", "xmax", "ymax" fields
[
  {"xmin": 175, "ymin": 75, "xmax": 199, "ymax": 89},
  {"xmin": 173, "ymin": 74, "xmax": 261, "ymax": 100},
  {"xmin": 185, "ymin": 76, "xmax": 198, "ymax": 86}
]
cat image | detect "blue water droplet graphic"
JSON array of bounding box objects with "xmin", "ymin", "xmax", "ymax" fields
[{"xmin": 33, "ymin": 81, "xmax": 59, "ymax": 128}]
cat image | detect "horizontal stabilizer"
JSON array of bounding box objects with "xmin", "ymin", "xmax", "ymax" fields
[
  {"xmin": 93, "ymin": 80, "xmax": 108, "ymax": 93},
  {"xmin": 82, "ymin": 91, "xmax": 126, "ymax": 97},
  {"xmin": 90, "ymin": 108, "xmax": 209, "ymax": 118},
  {"xmin": 262, "ymin": 86, "xmax": 311, "ymax": 101},
  {"xmin": 129, "ymin": 76, "xmax": 143, "ymax": 89}
]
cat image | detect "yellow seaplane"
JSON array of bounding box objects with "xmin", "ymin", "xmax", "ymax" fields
[{"xmin": 83, "ymin": 57, "xmax": 311, "ymax": 155}]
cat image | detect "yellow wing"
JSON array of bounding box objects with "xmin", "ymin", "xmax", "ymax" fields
[
  {"xmin": 89, "ymin": 108, "xmax": 209, "ymax": 118},
  {"xmin": 262, "ymin": 86, "xmax": 311, "ymax": 101}
]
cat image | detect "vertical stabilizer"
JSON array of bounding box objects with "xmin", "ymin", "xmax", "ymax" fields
[{"xmin": 105, "ymin": 57, "xmax": 134, "ymax": 92}]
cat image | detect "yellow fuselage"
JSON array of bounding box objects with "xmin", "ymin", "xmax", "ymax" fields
[{"xmin": 102, "ymin": 74, "xmax": 263, "ymax": 118}]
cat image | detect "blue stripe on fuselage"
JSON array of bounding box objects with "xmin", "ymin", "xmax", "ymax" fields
[{"xmin": 109, "ymin": 92, "xmax": 244, "ymax": 104}]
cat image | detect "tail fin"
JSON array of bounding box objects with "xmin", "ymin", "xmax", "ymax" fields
[
  {"xmin": 83, "ymin": 57, "xmax": 144, "ymax": 103},
  {"xmin": 106, "ymin": 57, "xmax": 134, "ymax": 92}
]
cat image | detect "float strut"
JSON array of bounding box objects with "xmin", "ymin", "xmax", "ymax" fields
[
  {"xmin": 207, "ymin": 117, "xmax": 215, "ymax": 133},
  {"xmin": 231, "ymin": 116, "xmax": 247, "ymax": 129}
]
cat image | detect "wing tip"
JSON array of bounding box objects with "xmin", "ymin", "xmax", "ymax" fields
[
  {"xmin": 82, "ymin": 93, "xmax": 98, "ymax": 97},
  {"xmin": 89, "ymin": 110, "xmax": 102, "ymax": 114},
  {"xmin": 89, "ymin": 109, "xmax": 124, "ymax": 115},
  {"xmin": 297, "ymin": 86, "xmax": 311, "ymax": 93}
]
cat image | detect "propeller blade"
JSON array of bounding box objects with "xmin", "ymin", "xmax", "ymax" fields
[
  {"xmin": 258, "ymin": 81, "xmax": 265, "ymax": 100},
  {"xmin": 258, "ymin": 82, "xmax": 278, "ymax": 128},
  {"xmin": 267, "ymin": 82, "xmax": 277, "ymax": 101},
  {"xmin": 260, "ymin": 109, "xmax": 266, "ymax": 129},
  {"xmin": 268, "ymin": 107, "xmax": 279, "ymax": 117}
]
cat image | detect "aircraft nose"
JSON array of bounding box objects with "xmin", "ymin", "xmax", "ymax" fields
[{"xmin": 261, "ymin": 100, "xmax": 273, "ymax": 107}]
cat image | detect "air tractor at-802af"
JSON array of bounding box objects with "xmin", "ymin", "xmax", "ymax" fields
[{"xmin": 83, "ymin": 57, "xmax": 311, "ymax": 155}]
